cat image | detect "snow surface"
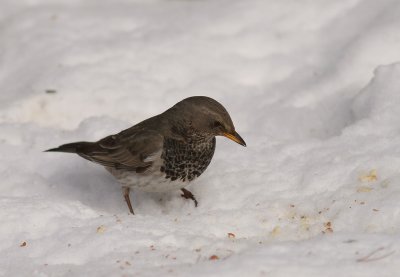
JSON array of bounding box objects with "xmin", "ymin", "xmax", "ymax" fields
[{"xmin": 1, "ymin": 0, "xmax": 400, "ymax": 276}]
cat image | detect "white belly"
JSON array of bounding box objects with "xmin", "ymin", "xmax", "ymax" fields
[
  {"xmin": 105, "ymin": 158, "xmax": 191, "ymax": 192},
  {"xmin": 115, "ymin": 169, "xmax": 190, "ymax": 192}
]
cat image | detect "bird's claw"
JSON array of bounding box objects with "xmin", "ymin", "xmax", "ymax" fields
[{"xmin": 181, "ymin": 188, "xmax": 198, "ymax": 207}]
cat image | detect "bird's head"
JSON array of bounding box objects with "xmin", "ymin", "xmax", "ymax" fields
[{"xmin": 168, "ymin": 96, "xmax": 246, "ymax": 146}]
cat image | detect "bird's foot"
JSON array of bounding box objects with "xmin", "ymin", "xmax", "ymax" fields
[
  {"xmin": 181, "ymin": 188, "xmax": 198, "ymax": 207},
  {"xmin": 123, "ymin": 187, "xmax": 134, "ymax": 215}
]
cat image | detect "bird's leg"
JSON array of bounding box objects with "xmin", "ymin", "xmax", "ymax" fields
[
  {"xmin": 123, "ymin": 187, "xmax": 134, "ymax": 214},
  {"xmin": 181, "ymin": 188, "xmax": 198, "ymax": 207}
]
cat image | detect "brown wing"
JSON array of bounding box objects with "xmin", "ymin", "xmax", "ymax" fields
[{"xmin": 78, "ymin": 129, "xmax": 163, "ymax": 172}]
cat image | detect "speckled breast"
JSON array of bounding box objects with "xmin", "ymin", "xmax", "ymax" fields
[{"xmin": 160, "ymin": 137, "xmax": 216, "ymax": 182}]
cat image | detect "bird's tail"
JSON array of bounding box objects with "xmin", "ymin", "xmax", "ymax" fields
[{"xmin": 45, "ymin": 142, "xmax": 93, "ymax": 153}]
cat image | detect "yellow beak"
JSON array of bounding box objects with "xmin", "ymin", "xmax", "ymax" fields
[{"xmin": 223, "ymin": 131, "xmax": 246, "ymax": 146}]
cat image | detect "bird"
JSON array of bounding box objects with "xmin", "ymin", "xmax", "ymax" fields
[{"xmin": 46, "ymin": 96, "xmax": 246, "ymax": 214}]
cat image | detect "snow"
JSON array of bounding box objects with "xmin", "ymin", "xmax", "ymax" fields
[{"xmin": 1, "ymin": 0, "xmax": 400, "ymax": 276}]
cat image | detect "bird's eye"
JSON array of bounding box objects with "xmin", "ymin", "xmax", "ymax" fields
[{"xmin": 213, "ymin": 121, "xmax": 223, "ymax": 129}]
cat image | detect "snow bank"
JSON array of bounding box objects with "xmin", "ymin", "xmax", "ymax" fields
[{"xmin": 1, "ymin": 0, "xmax": 400, "ymax": 276}]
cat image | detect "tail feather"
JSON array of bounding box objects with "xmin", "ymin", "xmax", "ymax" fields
[{"xmin": 45, "ymin": 142, "xmax": 93, "ymax": 153}]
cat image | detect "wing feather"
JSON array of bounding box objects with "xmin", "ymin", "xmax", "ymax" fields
[{"xmin": 78, "ymin": 129, "xmax": 163, "ymax": 171}]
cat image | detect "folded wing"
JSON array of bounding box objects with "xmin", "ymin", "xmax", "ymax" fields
[{"xmin": 77, "ymin": 130, "xmax": 163, "ymax": 172}]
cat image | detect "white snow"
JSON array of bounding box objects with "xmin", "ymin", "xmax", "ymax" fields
[{"xmin": 1, "ymin": 0, "xmax": 400, "ymax": 276}]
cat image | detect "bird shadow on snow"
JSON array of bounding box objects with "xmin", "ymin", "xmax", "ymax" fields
[{"xmin": 46, "ymin": 158, "xmax": 194, "ymax": 215}]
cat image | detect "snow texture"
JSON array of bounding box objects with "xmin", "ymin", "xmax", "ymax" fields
[{"xmin": 1, "ymin": 0, "xmax": 400, "ymax": 276}]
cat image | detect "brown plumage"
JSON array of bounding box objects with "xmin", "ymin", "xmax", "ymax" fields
[{"xmin": 46, "ymin": 96, "xmax": 246, "ymax": 214}]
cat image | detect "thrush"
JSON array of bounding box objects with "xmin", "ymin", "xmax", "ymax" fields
[{"xmin": 46, "ymin": 96, "xmax": 246, "ymax": 214}]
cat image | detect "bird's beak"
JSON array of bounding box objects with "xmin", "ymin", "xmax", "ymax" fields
[{"xmin": 223, "ymin": 131, "xmax": 246, "ymax": 147}]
